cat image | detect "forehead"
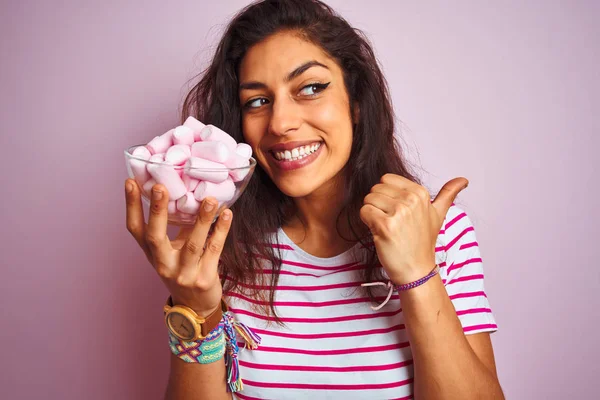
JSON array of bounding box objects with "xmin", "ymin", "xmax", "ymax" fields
[{"xmin": 239, "ymin": 31, "xmax": 333, "ymax": 80}]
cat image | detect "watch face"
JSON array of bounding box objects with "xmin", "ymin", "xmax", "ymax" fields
[{"xmin": 167, "ymin": 312, "xmax": 195, "ymax": 341}]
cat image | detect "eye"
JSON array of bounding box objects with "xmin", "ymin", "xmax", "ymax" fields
[
  {"xmin": 244, "ymin": 98, "xmax": 269, "ymax": 109},
  {"xmin": 299, "ymin": 82, "xmax": 331, "ymax": 96}
]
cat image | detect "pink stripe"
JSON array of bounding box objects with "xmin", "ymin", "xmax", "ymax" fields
[
  {"xmin": 391, "ymin": 396, "xmax": 413, "ymax": 400},
  {"xmin": 435, "ymin": 246, "xmax": 445, "ymax": 253},
  {"xmin": 446, "ymin": 273, "xmax": 484, "ymax": 286},
  {"xmin": 449, "ymin": 291, "xmax": 487, "ymax": 301},
  {"xmin": 228, "ymin": 291, "xmax": 400, "ymax": 308},
  {"xmin": 269, "ymin": 243, "xmax": 294, "ymax": 250},
  {"xmin": 235, "ymin": 393, "xmax": 264, "ymax": 400},
  {"xmin": 445, "ymin": 212, "xmax": 466, "ymax": 230},
  {"xmin": 246, "ymin": 341, "xmax": 410, "ymax": 356},
  {"xmin": 242, "ymin": 378, "xmax": 414, "ymax": 390},
  {"xmin": 445, "ymin": 226, "xmax": 475, "ymax": 251},
  {"xmin": 230, "ymin": 307, "xmax": 402, "ymax": 323},
  {"xmin": 252, "ymin": 324, "xmax": 405, "ymax": 339},
  {"xmin": 463, "ymin": 323, "xmax": 498, "ymax": 333},
  {"xmin": 459, "ymin": 241, "xmax": 478, "ymax": 250},
  {"xmin": 456, "ymin": 307, "xmax": 492, "ymax": 316},
  {"xmin": 239, "ymin": 359, "xmax": 413, "ymax": 373},
  {"xmin": 446, "ymin": 257, "xmax": 482, "ymax": 274},
  {"xmin": 223, "ymin": 278, "xmax": 361, "ymax": 291}
]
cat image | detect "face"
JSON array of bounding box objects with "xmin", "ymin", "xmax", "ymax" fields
[{"xmin": 238, "ymin": 31, "xmax": 355, "ymax": 198}]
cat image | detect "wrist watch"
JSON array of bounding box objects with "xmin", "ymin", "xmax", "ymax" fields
[{"xmin": 163, "ymin": 297, "xmax": 228, "ymax": 341}]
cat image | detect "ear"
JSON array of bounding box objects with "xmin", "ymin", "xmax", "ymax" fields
[{"xmin": 352, "ymin": 102, "xmax": 360, "ymax": 125}]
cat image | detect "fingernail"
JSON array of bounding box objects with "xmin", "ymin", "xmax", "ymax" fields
[
  {"xmin": 126, "ymin": 182, "xmax": 133, "ymax": 193},
  {"xmin": 222, "ymin": 210, "xmax": 231, "ymax": 220},
  {"xmin": 153, "ymin": 189, "xmax": 163, "ymax": 201},
  {"xmin": 204, "ymin": 201, "xmax": 215, "ymax": 211}
]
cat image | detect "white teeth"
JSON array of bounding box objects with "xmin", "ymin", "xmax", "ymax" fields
[{"xmin": 274, "ymin": 142, "xmax": 321, "ymax": 161}]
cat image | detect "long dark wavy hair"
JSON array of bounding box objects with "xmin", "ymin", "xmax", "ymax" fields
[{"xmin": 181, "ymin": 0, "xmax": 421, "ymax": 319}]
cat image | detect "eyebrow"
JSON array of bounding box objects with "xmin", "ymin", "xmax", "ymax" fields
[{"xmin": 239, "ymin": 60, "xmax": 329, "ymax": 91}]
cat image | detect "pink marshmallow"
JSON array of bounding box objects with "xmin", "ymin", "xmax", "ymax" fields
[
  {"xmin": 194, "ymin": 178, "xmax": 236, "ymax": 203},
  {"xmin": 183, "ymin": 116, "xmax": 206, "ymax": 142},
  {"xmin": 182, "ymin": 174, "xmax": 200, "ymax": 191},
  {"xmin": 184, "ymin": 157, "xmax": 229, "ymax": 183},
  {"xmin": 129, "ymin": 146, "xmax": 152, "ymax": 184},
  {"xmin": 224, "ymin": 152, "xmax": 250, "ymax": 169},
  {"xmin": 165, "ymin": 144, "xmax": 191, "ymax": 165},
  {"xmin": 224, "ymin": 152, "xmax": 251, "ymax": 182},
  {"xmin": 147, "ymin": 161, "xmax": 188, "ymax": 200},
  {"xmin": 191, "ymin": 141, "xmax": 230, "ymax": 163},
  {"xmin": 235, "ymin": 143, "xmax": 253, "ymax": 158},
  {"xmin": 168, "ymin": 200, "xmax": 177, "ymax": 214},
  {"xmin": 229, "ymin": 168, "xmax": 250, "ymax": 183},
  {"xmin": 146, "ymin": 129, "xmax": 174, "ymax": 155},
  {"xmin": 172, "ymin": 126, "xmax": 195, "ymax": 146},
  {"xmin": 198, "ymin": 125, "xmax": 237, "ymax": 150},
  {"xmin": 148, "ymin": 153, "xmax": 165, "ymax": 163},
  {"xmin": 142, "ymin": 178, "xmax": 157, "ymax": 197},
  {"xmin": 177, "ymin": 192, "xmax": 201, "ymax": 214}
]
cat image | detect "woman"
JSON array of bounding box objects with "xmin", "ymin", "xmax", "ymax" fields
[{"xmin": 125, "ymin": 0, "xmax": 504, "ymax": 398}]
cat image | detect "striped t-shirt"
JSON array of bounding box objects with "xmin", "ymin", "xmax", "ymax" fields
[{"xmin": 225, "ymin": 204, "xmax": 498, "ymax": 400}]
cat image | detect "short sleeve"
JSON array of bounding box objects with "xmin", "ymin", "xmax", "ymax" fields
[{"xmin": 437, "ymin": 204, "xmax": 498, "ymax": 335}]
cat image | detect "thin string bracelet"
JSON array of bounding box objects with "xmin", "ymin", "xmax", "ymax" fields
[{"xmin": 361, "ymin": 265, "xmax": 440, "ymax": 310}]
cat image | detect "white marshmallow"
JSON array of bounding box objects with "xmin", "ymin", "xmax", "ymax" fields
[
  {"xmin": 168, "ymin": 200, "xmax": 178, "ymax": 214},
  {"xmin": 147, "ymin": 159, "xmax": 188, "ymax": 200},
  {"xmin": 193, "ymin": 178, "xmax": 236, "ymax": 203},
  {"xmin": 184, "ymin": 157, "xmax": 229, "ymax": 183},
  {"xmin": 146, "ymin": 129, "xmax": 174, "ymax": 155},
  {"xmin": 177, "ymin": 192, "xmax": 201, "ymax": 214},
  {"xmin": 172, "ymin": 126, "xmax": 195, "ymax": 146},
  {"xmin": 182, "ymin": 174, "xmax": 200, "ymax": 191},
  {"xmin": 130, "ymin": 146, "xmax": 152, "ymax": 184},
  {"xmin": 165, "ymin": 144, "xmax": 191, "ymax": 165},
  {"xmin": 183, "ymin": 116, "xmax": 206, "ymax": 142},
  {"xmin": 191, "ymin": 141, "xmax": 230, "ymax": 163},
  {"xmin": 142, "ymin": 178, "xmax": 157, "ymax": 197},
  {"xmin": 235, "ymin": 143, "xmax": 253, "ymax": 158},
  {"xmin": 198, "ymin": 125, "xmax": 237, "ymax": 150}
]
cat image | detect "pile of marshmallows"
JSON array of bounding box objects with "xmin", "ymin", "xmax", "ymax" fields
[{"xmin": 128, "ymin": 117, "xmax": 252, "ymax": 216}]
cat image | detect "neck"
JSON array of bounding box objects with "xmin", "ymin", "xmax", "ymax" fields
[{"xmin": 283, "ymin": 174, "xmax": 368, "ymax": 253}]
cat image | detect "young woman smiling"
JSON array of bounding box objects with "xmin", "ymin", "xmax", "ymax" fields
[{"xmin": 125, "ymin": 1, "xmax": 504, "ymax": 398}]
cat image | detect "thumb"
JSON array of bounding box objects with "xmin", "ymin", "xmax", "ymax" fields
[{"xmin": 431, "ymin": 177, "xmax": 469, "ymax": 218}]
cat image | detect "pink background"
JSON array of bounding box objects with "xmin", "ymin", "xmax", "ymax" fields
[{"xmin": 1, "ymin": 1, "xmax": 598, "ymax": 398}]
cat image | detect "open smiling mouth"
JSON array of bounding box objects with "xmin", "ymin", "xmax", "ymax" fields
[{"xmin": 269, "ymin": 142, "xmax": 323, "ymax": 171}]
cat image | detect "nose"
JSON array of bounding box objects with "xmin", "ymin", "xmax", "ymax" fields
[{"xmin": 268, "ymin": 96, "xmax": 301, "ymax": 137}]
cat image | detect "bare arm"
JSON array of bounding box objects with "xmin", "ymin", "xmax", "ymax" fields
[
  {"xmin": 165, "ymin": 356, "xmax": 232, "ymax": 400},
  {"xmin": 400, "ymin": 275, "xmax": 504, "ymax": 399}
]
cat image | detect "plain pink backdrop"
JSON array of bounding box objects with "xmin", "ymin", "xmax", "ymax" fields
[{"xmin": 1, "ymin": 1, "xmax": 598, "ymax": 399}]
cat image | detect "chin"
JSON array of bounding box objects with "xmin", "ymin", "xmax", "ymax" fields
[{"xmin": 274, "ymin": 178, "xmax": 322, "ymax": 198}]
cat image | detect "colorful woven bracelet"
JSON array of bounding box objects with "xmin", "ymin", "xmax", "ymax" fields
[
  {"xmin": 167, "ymin": 311, "xmax": 261, "ymax": 393},
  {"xmin": 168, "ymin": 322, "xmax": 225, "ymax": 364},
  {"xmin": 395, "ymin": 265, "xmax": 440, "ymax": 291}
]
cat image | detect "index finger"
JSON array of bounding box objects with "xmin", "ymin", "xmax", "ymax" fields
[
  {"xmin": 125, "ymin": 179, "xmax": 150, "ymax": 256},
  {"xmin": 145, "ymin": 184, "xmax": 173, "ymax": 256}
]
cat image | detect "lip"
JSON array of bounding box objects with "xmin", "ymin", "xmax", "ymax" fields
[
  {"xmin": 268, "ymin": 140, "xmax": 323, "ymax": 152},
  {"xmin": 269, "ymin": 142, "xmax": 323, "ymax": 171}
]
